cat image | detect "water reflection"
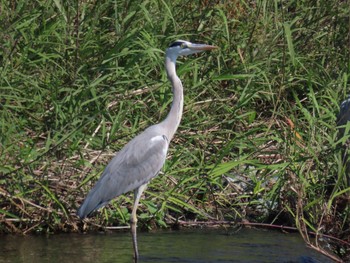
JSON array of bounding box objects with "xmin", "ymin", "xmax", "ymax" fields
[{"xmin": 0, "ymin": 228, "xmax": 333, "ymax": 263}]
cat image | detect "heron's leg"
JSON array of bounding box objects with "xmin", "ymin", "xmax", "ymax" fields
[{"xmin": 131, "ymin": 183, "xmax": 148, "ymax": 262}]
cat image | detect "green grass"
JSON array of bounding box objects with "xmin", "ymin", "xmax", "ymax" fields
[{"xmin": 1, "ymin": 0, "xmax": 349, "ymax": 261}]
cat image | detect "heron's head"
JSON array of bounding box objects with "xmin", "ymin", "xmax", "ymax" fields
[{"xmin": 166, "ymin": 40, "xmax": 217, "ymax": 61}]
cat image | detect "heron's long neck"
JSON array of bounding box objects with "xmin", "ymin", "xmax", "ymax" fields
[{"xmin": 161, "ymin": 56, "xmax": 184, "ymax": 140}]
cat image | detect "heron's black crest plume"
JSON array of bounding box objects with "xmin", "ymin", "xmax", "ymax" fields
[{"xmin": 169, "ymin": 41, "xmax": 186, "ymax": 48}]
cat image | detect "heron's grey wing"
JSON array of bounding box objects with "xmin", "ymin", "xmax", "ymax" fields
[{"xmin": 77, "ymin": 130, "xmax": 169, "ymax": 218}]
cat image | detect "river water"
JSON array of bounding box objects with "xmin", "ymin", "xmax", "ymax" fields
[{"xmin": 0, "ymin": 228, "xmax": 333, "ymax": 263}]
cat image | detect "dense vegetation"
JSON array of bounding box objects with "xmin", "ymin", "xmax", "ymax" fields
[{"xmin": 1, "ymin": 0, "xmax": 349, "ymax": 261}]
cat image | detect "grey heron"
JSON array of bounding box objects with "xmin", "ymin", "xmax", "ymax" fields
[
  {"xmin": 337, "ymin": 95, "xmax": 350, "ymax": 137},
  {"xmin": 77, "ymin": 40, "xmax": 217, "ymax": 261},
  {"xmin": 337, "ymin": 95, "xmax": 350, "ymax": 186}
]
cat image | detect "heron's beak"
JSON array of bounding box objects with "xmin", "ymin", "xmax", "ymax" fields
[{"xmin": 189, "ymin": 43, "xmax": 218, "ymax": 51}]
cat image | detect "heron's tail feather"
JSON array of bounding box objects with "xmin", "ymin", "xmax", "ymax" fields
[
  {"xmin": 77, "ymin": 199, "xmax": 107, "ymax": 219},
  {"xmin": 77, "ymin": 186, "xmax": 109, "ymax": 219}
]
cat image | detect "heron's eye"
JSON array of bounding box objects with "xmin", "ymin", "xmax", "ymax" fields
[{"xmin": 180, "ymin": 43, "xmax": 187, "ymax": 49}]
